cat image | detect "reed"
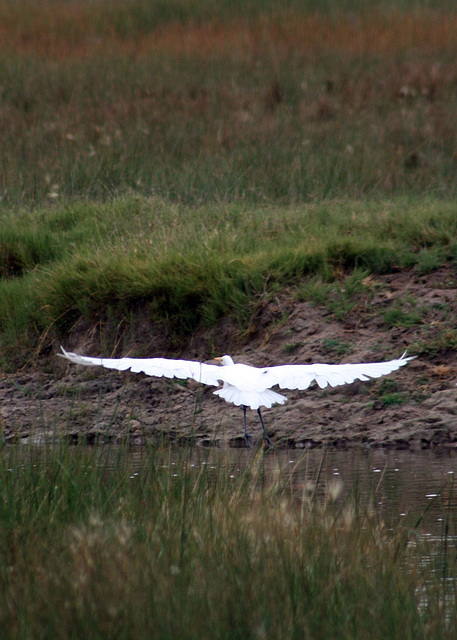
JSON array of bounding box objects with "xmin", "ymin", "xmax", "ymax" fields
[{"xmin": 0, "ymin": 442, "xmax": 454, "ymax": 638}]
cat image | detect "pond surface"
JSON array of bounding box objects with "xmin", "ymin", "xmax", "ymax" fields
[
  {"xmin": 14, "ymin": 443, "xmax": 457, "ymax": 536},
  {"xmin": 151, "ymin": 446, "xmax": 457, "ymax": 537},
  {"xmin": 283, "ymin": 448, "xmax": 457, "ymax": 536}
]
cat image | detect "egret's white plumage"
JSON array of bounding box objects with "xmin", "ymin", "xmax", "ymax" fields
[{"xmin": 59, "ymin": 347, "xmax": 414, "ymax": 445}]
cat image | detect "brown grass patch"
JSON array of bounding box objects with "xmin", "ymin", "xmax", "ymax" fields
[
  {"xmin": 428, "ymin": 364, "xmax": 456, "ymax": 379},
  {"xmin": 1, "ymin": 7, "xmax": 456, "ymax": 60}
]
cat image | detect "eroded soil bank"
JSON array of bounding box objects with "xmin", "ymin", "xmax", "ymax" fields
[{"xmin": 1, "ymin": 267, "xmax": 457, "ymax": 449}]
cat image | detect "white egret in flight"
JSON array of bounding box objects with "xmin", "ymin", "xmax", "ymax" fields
[{"xmin": 59, "ymin": 348, "xmax": 414, "ymax": 446}]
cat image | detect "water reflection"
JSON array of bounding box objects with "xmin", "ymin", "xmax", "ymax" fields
[
  {"xmin": 289, "ymin": 448, "xmax": 457, "ymax": 535},
  {"xmin": 134, "ymin": 447, "xmax": 457, "ymax": 536},
  {"xmin": 10, "ymin": 443, "xmax": 457, "ymax": 535}
]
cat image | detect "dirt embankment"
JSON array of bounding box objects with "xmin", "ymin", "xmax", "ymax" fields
[{"xmin": 1, "ymin": 267, "xmax": 457, "ymax": 449}]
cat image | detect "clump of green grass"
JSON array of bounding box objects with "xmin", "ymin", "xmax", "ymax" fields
[
  {"xmin": 375, "ymin": 379, "xmax": 408, "ymax": 407},
  {"xmin": 411, "ymin": 326, "xmax": 457, "ymax": 356},
  {"xmin": 0, "ymin": 442, "xmax": 454, "ymax": 638},
  {"xmin": 383, "ymin": 301, "xmax": 424, "ymax": 328},
  {"xmin": 297, "ymin": 267, "xmax": 375, "ymax": 320},
  {"xmin": 0, "ymin": 196, "xmax": 456, "ymax": 361},
  {"xmin": 283, "ymin": 341, "xmax": 303, "ymax": 354},
  {"xmin": 379, "ymin": 392, "xmax": 407, "ymax": 406},
  {"xmin": 322, "ymin": 337, "xmax": 353, "ymax": 356}
]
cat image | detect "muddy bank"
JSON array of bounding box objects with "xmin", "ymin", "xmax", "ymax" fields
[{"xmin": 1, "ymin": 268, "xmax": 457, "ymax": 449}]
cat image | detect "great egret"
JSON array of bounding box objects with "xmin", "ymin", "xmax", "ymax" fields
[{"xmin": 58, "ymin": 347, "xmax": 414, "ymax": 447}]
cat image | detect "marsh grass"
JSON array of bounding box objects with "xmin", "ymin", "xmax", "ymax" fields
[
  {"xmin": 0, "ymin": 196, "xmax": 456, "ymax": 360},
  {"xmin": 1, "ymin": 2, "xmax": 457, "ymax": 206},
  {"xmin": 1, "ymin": 0, "xmax": 457, "ymax": 361},
  {"xmin": 0, "ymin": 442, "xmax": 455, "ymax": 638}
]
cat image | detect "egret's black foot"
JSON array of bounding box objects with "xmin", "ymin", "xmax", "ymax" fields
[
  {"xmin": 255, "ymin": 407, "xmax": 274, "ymax": 450},
  {"xmin": 244, "ymin": 433, "xmax": 253, "ymax": 448}
]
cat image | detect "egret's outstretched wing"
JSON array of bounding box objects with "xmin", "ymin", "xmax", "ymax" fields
[
  {"xmin": 58, "ymin": 347, "xmax": 224, "ymax": 387},
  {"xmin": 261, "ymin": 353, "xmax": 415, "ymax": 391}
]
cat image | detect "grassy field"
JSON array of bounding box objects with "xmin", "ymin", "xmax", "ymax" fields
[
  {"xmin": 0, "ymin": 442, "xmax": 455, "ymax": 639},
  {"xmin": 1, "ymin": 196, "xmax": 457, "ymax": 364},
  {"xmin": 0, "ymin": 1, "xmax": 456, "ymax": 205},
  {"xmin": 0, "ymin": 0, "xmax": 455, "ymax": 362}
]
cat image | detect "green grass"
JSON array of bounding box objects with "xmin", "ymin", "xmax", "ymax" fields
[
  {"xmin": 0, "ymin": 2, "xmax": 456, "ymax": 207},
  {"xmin": 321, "ymin": 338, "xmax": 354, "ymax": 357},
  {"xmin": 412, "ymin": 327, "xmax": 457, "ymax": 357},
  {"xmin": 0, "ymin": 195, "xmax": 457, "ymax": 361},
  {"xmin": 0, "ymin": 442, "xmax": 455, "ymax": 638},
  {"xmin": 383, "ymin": 302, "xmax": 424, "ymax": 328},
  {"xmin": 375, "ymin": 379, "xmax": 408, "ymax": 406},
  {"xmin": 0, "ymin": 0, "xmax": 455, "ymax": 362},
  {"xmin": 296, "ymin": 267, "xmax": 376, "ymax": 321}
]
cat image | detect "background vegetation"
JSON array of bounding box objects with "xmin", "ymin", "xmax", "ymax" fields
[
  {"xmin": 0, "ymin": 0, "xmax": 457, "ymax": 205},
  {"xmin": 0, "ymin": 0, "xmax": 456, "ymax": 360},
  {"xmin": 1, "ymin": 196, "xmax": 457, "ymax": 365}
]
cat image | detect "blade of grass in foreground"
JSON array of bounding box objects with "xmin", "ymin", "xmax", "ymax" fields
[{"xmin": 0, "ymin": 442, "xmax": 454, "ymax": 638}]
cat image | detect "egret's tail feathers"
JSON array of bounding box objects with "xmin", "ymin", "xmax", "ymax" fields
[{"xmin": 214, "ymin": 385, "xmax": 286, "ymax": 410}]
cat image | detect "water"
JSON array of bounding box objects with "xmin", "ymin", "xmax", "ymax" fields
[
  {"xmin": 282, "ymin": 448, "xmax": 457, "ymax": 534},
  {"xmin": 12, "ymin": 443, "xmax": 457, "ymax": 535},
  {"xmin": 146, "ymin": 446, "xmax": 457, "ymax": 536}
]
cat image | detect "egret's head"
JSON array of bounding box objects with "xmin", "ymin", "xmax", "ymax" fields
[{"xmin": 214, "ymin": 355, "xmax": 234, "ymax": 366}]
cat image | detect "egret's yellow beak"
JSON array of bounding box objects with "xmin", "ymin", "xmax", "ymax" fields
[{"xmin": 214, "ymin": 357, "xmax": 223, "ymax": 364}]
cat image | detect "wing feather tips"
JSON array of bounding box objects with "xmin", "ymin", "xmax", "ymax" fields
[
  {"xmin": 59, "ymin": 347, "xmax": 132, "ymax": 371},
  {"xmin": 266, "ymin": 353, "xmax": 415, "ymax": 391},
  {"xmin": 58, "ymin": 348, "xmax": 223, "ymax": 385},
  {"xmin": 58, "ymin": 346, "xmax": 104, "ymax": 367}
]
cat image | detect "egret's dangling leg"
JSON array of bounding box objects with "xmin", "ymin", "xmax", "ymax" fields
[
  {"xmin": 242, "ymin": 405, "xmax": 252, "ymax": 446},
  {"xmin": 257, "ymin": 407, "xmax": 273, "ymax": 448}
]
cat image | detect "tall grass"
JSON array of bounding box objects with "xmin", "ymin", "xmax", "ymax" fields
[
  {"xmin": 0, "ymin": 195, "xmax": 456, "ymax": 360},
  {"xmin": 0, "ymin": 442, "xmax": 454, "ymax": 638},
  {"xmin": 1, "ymin": 1, "xmax": 457, "ymax": 361},
  {"xmin": 0, "ymin": 2, "xmax": 456, "ymax": 206}
]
